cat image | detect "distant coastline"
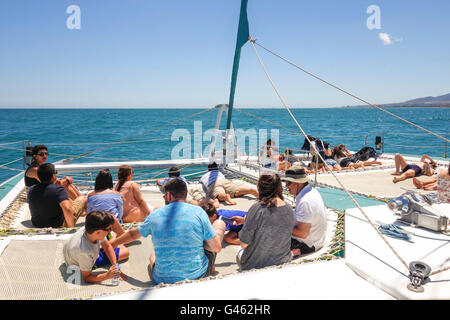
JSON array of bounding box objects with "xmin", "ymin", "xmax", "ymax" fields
[{"xmin": 342, "ymin": 104, "xmax": 450, "ymax": 108}]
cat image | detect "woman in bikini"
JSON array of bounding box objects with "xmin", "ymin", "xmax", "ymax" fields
[
  {"xmin": 391, "ymin": 153, "xmax": 437, "ymax": 183},
  {"xmin": 114, "ymin": 165, "xmax": 155, "ymax": 222}
]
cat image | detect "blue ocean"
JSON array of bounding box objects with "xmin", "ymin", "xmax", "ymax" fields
[{"xmin": 0, "ymin": 107, "xmax": 448, "ymax": 184}]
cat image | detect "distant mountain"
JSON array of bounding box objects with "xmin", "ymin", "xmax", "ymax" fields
[{"xmin": 343, "ymin": 93, "xmax": 450, "ymax": 108}]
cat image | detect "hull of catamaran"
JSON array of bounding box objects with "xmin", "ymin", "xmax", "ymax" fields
[{"xmin": 0, "ymin": 152, "xmax": 448, "ymax": 300}]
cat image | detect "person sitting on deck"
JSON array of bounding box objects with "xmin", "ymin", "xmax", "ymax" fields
[
  {"xmin": 157, "ymin": 166, "xmax": 219, "ymax": 208},
  {"xmin": 156, "ymin": 166, "xmax": 188, "ymax": 191},
  {"xmin": 199, "ymin": 162, "xmax": 259, "ymax": 205},
  {"xmin": 281, "ymin": 165, "xmax": 327, "ymax": 258},
  {"xmin": 235, "ymin": 174, "xmax": 295, "ymax": 271},
  {"xmin": 201, "ymin": 201, "xmax": 248, "ymax": 245},
  {"xmin": 63, "ymin": 210, "xmax": 129, "ymax": 284},
  {"xmin": 413, "ymin": 163, "xmax": 450, "ymax": 203},
  {"xmin": 110, "ymin": 178, "xmax": 226, "ymax": 284},
  {"xmin": 114, "ymin": 165, "xmax": 156, "ymax": 223},
  {"xmin": 391, "ymin": 153, "xmax": 437, "ymax": 183},
  {"xmin": 87, "ymin": 169, "xmax": 125, "ymax": 237},
  {"xmin": 25, "ymin": 144, "xmax": 82, "ymax": 201},
  {"xmin": 27, "ymin": 163, "xmax": 86, "ymax": 228}
]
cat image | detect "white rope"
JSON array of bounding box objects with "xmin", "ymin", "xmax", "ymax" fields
[
  {"xmin": 65, "ymin": 107, "xmax": 216, "ymax": 163},
  {"xmin": 253, "ymin": 40, "xmax": 450, "ymax": 144},
  {"xmin": 249, "ymin": 37, "xmax": 411, "ymax": 272}
]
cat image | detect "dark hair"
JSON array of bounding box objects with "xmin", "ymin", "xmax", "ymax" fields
[
  {"xmin": 37, "ymin": 163, "xmax": 56, "ymax": 184},
  {"xmin": 30, "ymin": 145, "xmax": 48, "ymax": 166},
  {"xmin": 168, "ymin": 166, "xmax": 180, "ymax": 177},
  {"xmin": 116, "ymin": 165, "xmax": 133, "ymax": 192},
  {"xmin": 95, "ymin": 169, "xmax": 113, "ymax": 192},
  {"xmin": 163, "ymin": 178, "xmax": 187, "ymax": 200},
  {"xmin": 257, "ymin": 174, "xmax": 283, "ymax": 208},
  {"xmin": 85, "ymin": 210, "xmax": 115, "ymax": 234},
  {"xmin": 333, "ymin": 144, "xmax": 346, "ymax": 158},
  {"xmin": 32, "ymin": 145, "xmax": 48, "ymax": 155},
  {"xmin": 201, "ymin": 201, "xmax": 217, "ymax": 218},
  {"xmin": 208, "ymin": 162, "xmax": 218, "ymax": 171}
]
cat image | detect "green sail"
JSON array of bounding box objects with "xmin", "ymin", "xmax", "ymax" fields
[{"xmin": 226, "ymin": 0, "xmax": 249, "ymax": 130}]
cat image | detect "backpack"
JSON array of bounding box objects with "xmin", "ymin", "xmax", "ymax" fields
[{"xmin": 352, "ymin": 146, "xmax": 377, "ymax": 162}]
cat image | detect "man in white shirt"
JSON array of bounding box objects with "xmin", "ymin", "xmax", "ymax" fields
[
  {"xmin": 200, "ymin": 162, "xmax": 258, "ymax": 205},
  {"xmin": 281, "ymin": 164, "xmax": 327, "ymax": 257}
]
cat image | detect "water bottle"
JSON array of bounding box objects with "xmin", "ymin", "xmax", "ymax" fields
[{"xmin": 112, "ymin": 263, "xmax": 120, "ymax": 286}]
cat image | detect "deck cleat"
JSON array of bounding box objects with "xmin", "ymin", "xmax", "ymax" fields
[{"xmin": 407, "ymin": 261, "xmax": 431, "ymax": 293}]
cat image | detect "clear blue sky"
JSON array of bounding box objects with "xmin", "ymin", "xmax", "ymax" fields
[{"xmin": 0, "ymin": 0, "xmax": 449, "ymax": 108}]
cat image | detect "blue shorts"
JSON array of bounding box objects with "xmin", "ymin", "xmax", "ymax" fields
[{"xmin": 94, "ymin": 248, "xmax": 120, "ymax": 268}]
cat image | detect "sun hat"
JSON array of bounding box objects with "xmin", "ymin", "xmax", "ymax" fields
[{"xmin": 280, "ymin": 164, "xmax": 310, "ymax": 184}]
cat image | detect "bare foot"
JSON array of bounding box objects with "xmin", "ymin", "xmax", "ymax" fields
[
  {"xmin": 391, "ymin": 171, "xmax": 401, "ymax": 176},
  {"xmin": 393, "ymin": 177, "xmax": 400, "ymax": 183}
]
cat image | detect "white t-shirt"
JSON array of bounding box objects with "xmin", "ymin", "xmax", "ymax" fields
[{"xmin": 292, "ymin": 185, "xmax": 327, "ymax": 249}]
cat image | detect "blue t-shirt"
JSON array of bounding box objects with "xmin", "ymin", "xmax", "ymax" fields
[
  {"xmin": 138, "ymin": 202, "xmax": 216, "ymax": 284},
  {"xmin": 217, "ymin": 209, "xmax": 247, "ymax": 231},
  {"xmin": 87, "ymin": 193, "xmax": 124, "ymax": 223}
]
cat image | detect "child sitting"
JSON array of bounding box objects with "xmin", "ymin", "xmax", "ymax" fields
[{"xmin": 63, "ymin": 210, "xmax": 129, "ymax": 284}]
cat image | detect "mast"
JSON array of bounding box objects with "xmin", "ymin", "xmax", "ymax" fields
[{"xmin": 225, "ymin": 0, "xmax": 249, "ymax": 131}]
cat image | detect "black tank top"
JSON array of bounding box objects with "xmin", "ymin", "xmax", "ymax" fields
[{"xmin": 24, "ymin": 163, "xmax": 40, "ymax": 187}]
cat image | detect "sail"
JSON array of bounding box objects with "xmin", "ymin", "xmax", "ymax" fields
[{"xmin": 225, "ymin": 0, "xmax": 249, "ymax": 130}]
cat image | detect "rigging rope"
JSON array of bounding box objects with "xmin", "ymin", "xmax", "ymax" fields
[
  {"xmin": 63, "ymin": 107, "xmax": 216, "ymax": 163},
  {"xmin": 249, "ymin": 36, "xmax": 411, "ymax": 272},
  {"xmin": 252, "ymin": 40, "xmax": 450, "ymax": 144}
]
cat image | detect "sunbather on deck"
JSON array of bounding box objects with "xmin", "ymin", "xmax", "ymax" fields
[
  {"xmin": 200, "ymin": 162, "xmax": 258, "ymax": 205},
  {"xmin": 333, "ymin": 144, "xmax": 382, "ymax": 170},
  {"xmin": 391, "ymin": 153, "xmax": 437, "ymax": 183},
  {"xmin": 413, "ymin": 163, "xmax": 450, "ymax": 203}
]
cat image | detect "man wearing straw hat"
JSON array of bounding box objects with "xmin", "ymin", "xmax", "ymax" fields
[{"xmin": 281, "ymin": 164, "xmax": 327, "ymax": 258}]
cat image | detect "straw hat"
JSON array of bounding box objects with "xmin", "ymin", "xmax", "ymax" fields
[{"xmin": 281, "ymin": 164, "xmax": 310, "ymax": 184}]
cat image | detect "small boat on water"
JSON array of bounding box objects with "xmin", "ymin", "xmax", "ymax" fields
[{"xmin": 0, "ymin": 1, "xmax": 448, "ymax": 300}]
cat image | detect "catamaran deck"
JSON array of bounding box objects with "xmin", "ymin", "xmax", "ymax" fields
[{"xmin": 0, "ymin": 155, "xmax": 448, "ymax": 300}]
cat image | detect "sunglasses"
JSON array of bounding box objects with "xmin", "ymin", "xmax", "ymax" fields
[
  {"xmin": 103, "ymin": 226, "xmax": 113, "ymax": 232},
  {"xmin": 37, "ymin": 152, "xmax": 48, "ymax": 157}
]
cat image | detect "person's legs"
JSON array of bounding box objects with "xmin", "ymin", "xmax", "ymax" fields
[
  {"xmin": 392, "ymin": 153, "xmax": 408, "ymax": 174},
  {"xmin": 412, "ymin": 177, "xmax": 423, "ymax": 189},
  {"xmin": 362, "ymin": 160, "xmax": 382, "ymax": 167},
  {"xmin": 233, "ymin": 187, "xmax": 259, "ymax": 198},
  {"xmin": 393, "ymin": 169, "xmax": 415, "ymax": 183},
  {"xmin": 223, "ymin": 230, "xmax": 240, "ymax": 245}
]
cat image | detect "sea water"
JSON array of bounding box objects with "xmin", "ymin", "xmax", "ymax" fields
[{"xmin": 0, "ymin": 107, "xmax": 448, "ymax": 184}]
